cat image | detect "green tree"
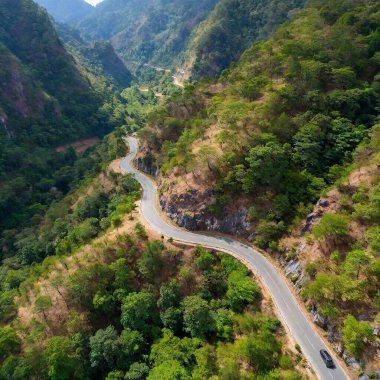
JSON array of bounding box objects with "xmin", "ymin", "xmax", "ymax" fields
[
  {"xmin": 34, "ymin": 295, "xmax": 52, "ymax": 323},
  {"xmin": 236, "ymin": 331, "xmax": 281, "ymax": 373},
  {"xmin": 344, "ymin": 250, "xmax": 371, "ymax": 279},
  {"xmin": 182, "ymin": 295, "xmax": 215, "ymax": 338},
  {"xmin": 197, "ymin": 145, "xmax": 218, "ymax": 172},
  {"xmin": 43, "ymin": 336, "xmax": 81, "ymax": 380},
  {"xmin": 110, "ymin": 258, "xmax": 131, "ymax": 291},
  {"xmin": 138, "ymin": 240, "xmax": 164, "ymax": 280},
  {"xmin": 93, "ymin": 291, "xmax": 114, "ymax": 313},
  {"xmin": 157, "ymin": 279, "xmax": 181, "ymax": 310},
  {"xmin": 124, "ymin": 362, "xmax": 150, "ymax": 380},
  {"xmin": 150, "ymin": 329, "xmax": 200, "ymax": 368},
  {"xmin": 89, "ymin": 326, "xmax": 119, "ymax": 373},
  {"xmin": 214, "ymin": 308, "xmax": 234, "ymax": 341},
  {"xmin": 303, "ymin": 273, "xmax": 342, "ymax": 303},
  {"xmin": 134, "ymin": 223, "xmax": 148, "ymax": 240},
  {"xmin": 0, "ymin": 327, "xmax": 21, "ymax": 360},
  {"xmin": 69, "ymin": 263, "xmax": 114, "ymax": 310},
  {"xmin": 160, "ymin": 307, "xmax": 183, "ymax": 332},
  {"xmin": 106, "ymin": 371, "xmax": 124, "ymax": 380},
  {"xmin": 121, "ymin": 291, "xmax": 159, "ymax": 336},
  {"xmin": 195, "ymin": 248, "xmax": 215, "ymax": 271},
  {"xmin": 117, "ymin": 329, "xmax": 145, "ymax": 370},
  {"xmin": 293, "ymin": 123, "xmax": 324, "ymax": 172},
  {"xmin": 111, "ymin": 215, "xmax": 123, "ymax": 229},
  {"xmin": 243, "ymin": 142, "xmax": 288, "ymax": 191},
  {"xmin": 227, "ymin": 271, "xmax": 260, "ymax": 311},
  {"xmin": 148, "ymin": 360, "xmax": 190, "ymax": 380},
  {"xmin": 342, "ymin": 315, "xmax": 374, "ymax": 358},
  {"xmin": 192, "ymin": 345, "xmax": 217, "ymax": 380}
]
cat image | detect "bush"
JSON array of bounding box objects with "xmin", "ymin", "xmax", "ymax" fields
[
  {"xmin": 0, "ymin": 327, "xmax": 21, "ymax": 360},
  {"xmin": 313, "ymin": 213, "xmax": 349, "ymax": 241}
]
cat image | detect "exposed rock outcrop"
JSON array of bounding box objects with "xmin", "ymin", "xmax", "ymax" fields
[
  {"xmin": 160, "ymin": 191, "xmax": 252, "ymax": 237},
  {"xmin": 135, "ymin": 157, "xmax": 160, "ymax": 177}
]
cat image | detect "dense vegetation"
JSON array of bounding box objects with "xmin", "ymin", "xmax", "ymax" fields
[
  {"xmin": 184, "ymin": 0, "xmax": 306, "ymax": 79},
  {"xmin": 0, "ymin": 128, "xmax": 132, "ymax": 262},
  {"xmin": 141, "ymin": 0, "xmax": 380, "ymax": 248},
  {"xmin": 2, "ymin": 0, "xmax": 380, "ymax": 376},
  {"xmin": 297, "ymin": 124, "xmax": 380, "ymax": 363},
  {"xmin": 77, "ymin": 0, "xmax": 219, "ymax": 70},
  {"xmin": 0, "ymin": 223, "xmax": 302, "ymax": 379},
  {"xmin": 136, "ymin": 0, "xmax": 380, "ymax": 370},
  {"xmin": 57, "ymin": 22, "xmax": 133, "ymax": 89},
  {"xmin": 0, "ymin": 0, "xmax": 103, "ymax": 141},
  {"xmin": 0, "ymin": 0, "xmax": 138, "ymax": 245}
]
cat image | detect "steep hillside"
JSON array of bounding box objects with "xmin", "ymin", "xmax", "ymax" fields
[
  {"xmin": 57, "ymin": 23, "xmax": 133, "ymax": 89},
  {"xmin": 0, "ymin": 0, "xmax": 102, "ymax": 141},
  {"xmin": 279, "ymin": 125, "xmax": 380, "ymax": 373},
  {"xmin": 136, "ymin": 0, "xmax": 380, "ymax": 371},
  {"xmin": 182, "ymin": 0, "xmax": 307, "ymax": 79},
  {"xmin": 33, "ymin": 0, "xmax": 94, "ymax": 24},
  {"xmin": 0, "ymin": 157, "xmax": 304, "ymax": 379},
  {"xmin": 140, "ymin": 0, "xmax": 380, "ymax": 242},
  {"xmin": 0, "ymin": 0, "xmax": 115, "ymax": 237},
  {"xmin": 78, "ymin": 0, "xmax": 218, "ymax": 69}
]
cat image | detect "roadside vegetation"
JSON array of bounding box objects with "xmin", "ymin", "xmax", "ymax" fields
[
  {"xmin": 137, "ymin": 0, "xmax": 380, "ymax": 369},
  {"xmin": 295, "ymin": 125, "xmax": 380, "ymax": 367},
  {"xmin": 141, "ymin": 0, "xmax": 380, "ymax": 248},
  {"xmin": 0, "ymin": 222, "xmax": 303, "ymax": 379}
]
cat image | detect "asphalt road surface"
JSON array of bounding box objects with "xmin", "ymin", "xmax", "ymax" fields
[{"xmin": 120, "ymin": 136, "xmax": 349, "ymax": 380}]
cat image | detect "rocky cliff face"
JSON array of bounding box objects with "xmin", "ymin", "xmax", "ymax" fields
[
  {"xmin": 159, "ymin": 191, "xmax": 252, "ymax": 237},
  {"xmin": 135, "ymin": 157, "xmax": 160, "ymax": 177},
  {"xmin": 135, "ymin": 150, "xmax": 253, "ymax": 237}
]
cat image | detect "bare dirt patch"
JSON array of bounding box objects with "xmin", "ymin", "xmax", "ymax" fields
[{"xmin": 55, "ymin": 137, "xmax": 100, "ymax": 154}]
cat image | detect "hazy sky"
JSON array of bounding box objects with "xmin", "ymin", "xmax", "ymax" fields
[{"xmin": 84, "ymin": 0, "xmax": 104, "ymax": 6}]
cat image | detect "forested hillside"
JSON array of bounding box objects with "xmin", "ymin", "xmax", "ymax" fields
[
  {"xmin": 141, "ymin": 0, "xmax": 380, "ymax": 245},
  {"xmin": 0, "ymin": 169, "xmax": 303, "ymax": 379},
  {"xmin": 57, "ymin": 22, "xmax": 133, "ymax": 89},
  {"xmin": 0, "ymin": 0, "xmax": 121, "ymax": 242},
  {"xmin": 280, "ymin": 124, "xmax": 380, "ymax": 373},
  {"xmin": 183, "ymin": 0, "xmax": 307, "ymax": 79},
  {"xmin": 34, "ymin": 0, "xmax": 94, "ymax": 24},
  {"xmin": 2, "ymin": 0, "xmax": 380, "ymax": 378},
  {"xmin": 138, "ymin": 0, "xmax": 380, "ymax": 368},
  {"xmin": 77, "ymin": 0, "xmax": 219, "ymax": 70}
]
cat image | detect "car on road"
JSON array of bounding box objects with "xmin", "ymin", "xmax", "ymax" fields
[{"xmin": 320, "ymin": 349, "xmax": 335, "ymax": 368}]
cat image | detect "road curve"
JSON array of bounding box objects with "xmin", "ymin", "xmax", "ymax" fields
[{"xmin": 120, "ymin": 136, "xmax": 349, "ymax": 380}]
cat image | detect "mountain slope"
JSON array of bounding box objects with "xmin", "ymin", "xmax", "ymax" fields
[
  {"xmin": 182, "ymin": 0, "xmax": 307, "ymax": 79},
  {"xmin": 141, "ymin": 0, "xmax": 380, "ymax": 238},
  {"xmin": 136, "ymin": 0, "xmax": 380, "ymax": 372},
  {"xmin": 0, "ymin": 0, "xmax": 102, "ymax": 141},
  {"xmin": 78, "ymin": 0, "xmax": 219, "ymax": 69},
  {"xmin": 0, "ymin": 0, "xmax": 112, "ymax": 235},
  {"xmin": 33, "ymin": 0, "xmax": 94, "ymax": 24},
  {"xmin": 57, "ymin": 23, "xmax": 133, "ymax": 89}
]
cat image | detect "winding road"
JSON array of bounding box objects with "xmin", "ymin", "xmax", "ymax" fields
[{"xmin": 120, "ymin": 136, "xmax": 349, "ymax": 380}]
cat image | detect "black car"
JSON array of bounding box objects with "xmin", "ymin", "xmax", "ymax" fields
[{"xmin": 320, "ymin": 349, "xmax": 335, "ymax": 368}]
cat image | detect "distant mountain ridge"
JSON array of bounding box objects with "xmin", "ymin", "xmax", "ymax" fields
[
  {"xmin": 57, "ymin": 22, "xmax": 133, "ymax": 88},
  {"xmin": 32, "ymin": 0, "xmax": 307, "ymax": 80},
  {"xmin": 77, "ymin": 0, "xmax": 219, "ymax": 70},
  {"xmin": 33, "ymin": 0, "xmax": 94, "ymax": 24},
  {"xmin": 182, "ymin": 0, "xmax": 307, "ymax": 79}
]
